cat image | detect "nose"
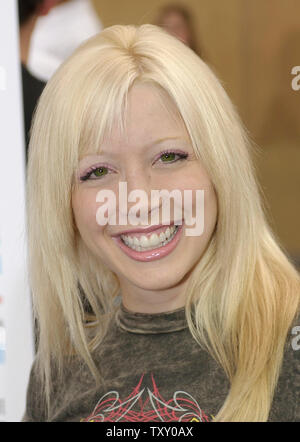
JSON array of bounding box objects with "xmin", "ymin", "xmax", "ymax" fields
[
  {"xmin": 118, "ymin": 167, "xmax": 154, "ymax": 226},
  {"xmin": 125, "ymin": 166, "xmax": 152, "ymax": 195}
]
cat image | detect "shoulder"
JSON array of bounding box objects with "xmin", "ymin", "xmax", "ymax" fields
[
  {"xmin": 268, "ymin": 312, "xmax": 300, "ymax": 422},
  {"xmin": 22, "ymin": 358, "xmax": 48, "ymax": 422},
  {"xmin": 22, "ymin": 353, "xmax": 73, "ymax": 422}
]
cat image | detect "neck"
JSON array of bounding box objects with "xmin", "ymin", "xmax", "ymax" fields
[
  {"xmin": 118, "ymin": 272, "xmax": 191, "ymax": 314},
  {"xmin": 19, "ymin": 16, "xmax": 38, "ymax": 65}
]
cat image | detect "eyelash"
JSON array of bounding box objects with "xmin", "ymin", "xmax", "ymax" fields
[{"xmin": 80, "ymin": 150, "xmax": 189, "ymax": 182}]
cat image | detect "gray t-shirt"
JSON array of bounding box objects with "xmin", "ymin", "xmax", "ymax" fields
[{"xmin": 22, "ymin": 303, "xmax": 300, "ymax": 422}]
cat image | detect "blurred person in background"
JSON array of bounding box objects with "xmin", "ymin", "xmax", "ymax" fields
[
  {"xmin": 156, "ymin": 3, "xmax": 201, "ymax": 57},
  {"xmin": 19, "ymin": 0, "xmax": 58, "ymax": 161},
  {"xmin": 28, "ymin": 0, "xmax": 103, "ymax": 82}
]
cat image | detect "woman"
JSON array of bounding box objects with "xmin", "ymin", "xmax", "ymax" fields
[{"xmin": 23, "ymin": 24, "xmax": 299, "ymax": 422}]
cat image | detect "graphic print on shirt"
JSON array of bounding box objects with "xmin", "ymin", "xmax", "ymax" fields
[{"xmin": 81, "ymin": 373, "xmax": 211, "ymax": 422}]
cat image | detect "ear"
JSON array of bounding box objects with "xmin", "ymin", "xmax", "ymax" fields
[{"xmin": 37, "ymin": 0, "xmax": 60, "ymax": 17}]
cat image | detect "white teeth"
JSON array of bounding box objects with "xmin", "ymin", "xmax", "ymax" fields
[
  {"xmin": 121, "ymin": 225, "xmax": 178, "ymax": 251},
  {"xmin": 159, "ymin": 231, "xmax": 166, "ymax": 242},
  {"xmin": 140, "ymin": 236, "xmax": 149, "ymax": 247},
  {"xmin": 149, "ymin": 233, "xmax": 161, "ymax": 247}
]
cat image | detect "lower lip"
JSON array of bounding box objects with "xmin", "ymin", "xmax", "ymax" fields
[{"xmin": 112, "ymin": 223, "xmax": 184, "ymax": 262}]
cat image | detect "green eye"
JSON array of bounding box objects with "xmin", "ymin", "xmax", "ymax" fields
[
  {"xmin": 80, "ymin": 166, "xmax": 111, "ymax": 182},
  {"xmin": 93, "ymin": 167, "xmax": 108, "ymax": 177},
  {"xmin": 161, "ymin": 152, "xmax": 176, "ymax": 162}
]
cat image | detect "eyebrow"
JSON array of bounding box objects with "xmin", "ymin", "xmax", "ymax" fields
[{"xmin": 93, "ymin": 136, "xmax": 190, "ymax": 157}]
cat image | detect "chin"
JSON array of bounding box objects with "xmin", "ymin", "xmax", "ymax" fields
[{"xmin": 130, "ymin": 272, "xmax": 187, "ymax": 292}]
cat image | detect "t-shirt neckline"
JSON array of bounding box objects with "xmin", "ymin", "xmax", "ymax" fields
[{"xmin": 115, "ymin": 301, "xmax": 188, "ymax": 334}]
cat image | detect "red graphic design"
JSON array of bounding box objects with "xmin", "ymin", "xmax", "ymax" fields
[{"xmin": 81, "ymin": 373, "xmax": 210, "ymax": 422}]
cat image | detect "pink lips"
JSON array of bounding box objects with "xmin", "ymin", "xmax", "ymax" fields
[{"xmin": 112, "ymin": 223, "xmax": 184, "ymax": 262}]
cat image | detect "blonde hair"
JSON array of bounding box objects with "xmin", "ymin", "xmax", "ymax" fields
[{"xmin": 27, "ymin": 24, "xmax": 300, "ymax": 421}]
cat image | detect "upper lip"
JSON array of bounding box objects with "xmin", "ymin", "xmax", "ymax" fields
[{"xmin": 111, "ymin": 220, "xmax": 180, "ymax": 237}]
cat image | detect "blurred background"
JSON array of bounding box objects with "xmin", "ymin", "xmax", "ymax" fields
[{"xmin": 24, "ymin": 0, "xmax": 300, "ymax": 267}]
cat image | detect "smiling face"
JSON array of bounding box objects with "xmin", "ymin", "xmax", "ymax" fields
[{"xmin": 72, "ymin": 83, "xmax": 218, "ymax": 313}]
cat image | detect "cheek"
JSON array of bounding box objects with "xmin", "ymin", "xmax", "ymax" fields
[
  {"xmin": 178, "ymin": 172, "xmax": 217, "ymax": 236},
  {"xmin": 204, "ymin": 185, "xmax": 218, "ymax": 233},
  {"xmin": 72, "ymin": 190, "xmax": 102, "ymax": 236}
]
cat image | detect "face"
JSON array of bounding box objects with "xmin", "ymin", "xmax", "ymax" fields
[{"xmin": 72, "ymin": 84, "xmax": 218, "ymax": 312}]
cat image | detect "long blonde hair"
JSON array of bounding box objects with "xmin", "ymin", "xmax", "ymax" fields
[{"xmin": 26, "ymin": 24, "xmax": 300, "ymax": 421}]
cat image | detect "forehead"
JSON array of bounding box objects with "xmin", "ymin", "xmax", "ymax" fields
[{"xmin": 100, "ymin": 83, "xmax": 189, "ymax": 156}]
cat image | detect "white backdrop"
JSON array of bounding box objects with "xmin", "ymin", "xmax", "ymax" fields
[{"xmin": 0, "ymin": 0, "xmax": 34, "ymax": 422}]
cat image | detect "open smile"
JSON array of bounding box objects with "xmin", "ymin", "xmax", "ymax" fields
[{"xmin": 112, "ymin": 222, "xmax": 184, "ymax": 262}]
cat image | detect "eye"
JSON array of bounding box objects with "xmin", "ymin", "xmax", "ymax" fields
[
  {"xmin": 160, "ymin": 152, "xmax": 177, "ymax": 162},
  {"xmin": 80, "ymin": 166, "xmax": 112, "ymax": 182},
  {"xmin": 155, "ymin": 150, "xmax": 189, "ymax": 165}
]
